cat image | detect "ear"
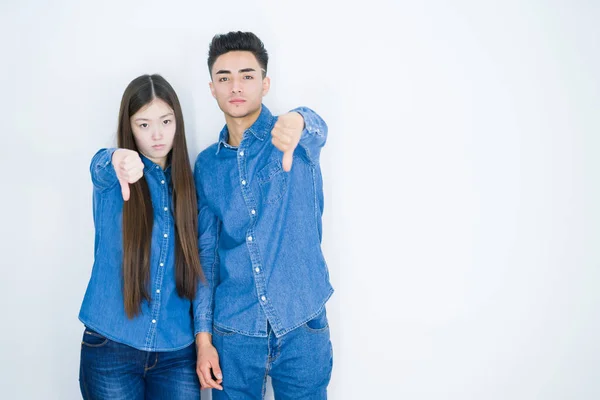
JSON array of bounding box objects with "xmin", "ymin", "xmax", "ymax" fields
[
  {"xmin": 209, "ymin": 81, "xmax": 216, "ymax": 98},
  {"xmin": 262, "ymin": 76, "xmax": 271, "ymax": 96}
]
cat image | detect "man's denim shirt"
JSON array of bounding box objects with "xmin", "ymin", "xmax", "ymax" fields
[
  {"xmin": 193, "ymin": 105, "xmax": 334, "ymax": 338},
  {"xmin": 79, "ymin": 149, "xmax": 199, "ymax": 352}
]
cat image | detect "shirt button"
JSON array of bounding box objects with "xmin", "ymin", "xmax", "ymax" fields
[
  {"xmin": 155, "ymin": 166, "xmax": 159, "ymax": 169},
  {"xmin": 247, "ymin": 236, "xmax": 253, "ymax": 242},
  {"xmin": 159, "ymin": 263, "xmax": 164, "ymax": 267},
  {"xmin": 239, "ymin": 151, "xmax": 244, "ymax": 156},
  {"xmin": 163, "ymin": 233, "xmax": 168, "ymax": 238},
  {"xmin": 164, "ymin": 207, "xmax": 168, "ymax": 211},
  {"xmin": 261, "ymin": 296, "xmax": 266, "ymax": 302},
  {"xmin": 156, "ymin": 289, "xmax": 160, "ymax": 294},
  {"xmin": 251, "ymin": 209, "xmax": 256, "ymax": 215},
  {"xmin": 152, "ymin": 319, "xmax": 156, "ymax": 323},
  {"xmin": 255, "ymin": 267, "xmax": 260, "ymax": 273},
  {"xmin": 161, "ymin": 180, "xmax": 165, "ymax": 184},
  {"xmin": 241, "ymin": 180, "xmax": 246, "ymax": 185}
]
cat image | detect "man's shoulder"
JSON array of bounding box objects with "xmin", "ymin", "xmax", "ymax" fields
[
  {"xmin": 193, "ymin": 144, "xmax": 218, "ymax": 188},
  {"xmin": 194, "ymin": 143, "xmax": 219, "ymax": 171}
]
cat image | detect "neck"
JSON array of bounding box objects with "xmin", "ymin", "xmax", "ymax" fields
[
  {"xmin": 142, "ymin": 153, "xmax": 167, "ymax": 170},
  {"xmin": 155, "ymin": 158, "xmax": 167, "ymax": 170},
  {"xmin": 225, "ymin": 105, "xmax": 262, "ymax": 147}
]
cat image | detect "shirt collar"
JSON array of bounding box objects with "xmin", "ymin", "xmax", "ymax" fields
[
  {"xmin": 216, "ymin": 104, "xmax": 276, "ymax": 154},
  {"xmin": 140, "ymin": 153, "xmax": 171, "ymax": 176}
]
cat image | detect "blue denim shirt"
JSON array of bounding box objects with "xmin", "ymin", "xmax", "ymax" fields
[
  {"xmin": 193, "ymin": 105, "xmax": 334, "ymax": 338},
  {"xmin": 79, "ymin": 148, "xmax": 199, "ymax": 352}
]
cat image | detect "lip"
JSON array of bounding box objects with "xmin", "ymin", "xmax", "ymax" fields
[
  {"xmin": 229, "ymin": 98, "xmax": 246, "ymax": 104},
  {"xmin": 152, "ymin": 144, "xmax": 165, "ymax": 150}
]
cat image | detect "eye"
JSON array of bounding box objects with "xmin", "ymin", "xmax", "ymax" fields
[
  {"xmin": 243, "ymin": 75, "xmax": 254, "ymax": 80},
  {"xmin": 139, "ymin": 123, "xmax": 148, "ymax": 128},
  {"xmin": 218, "ymin": 77, "xmax": 229, "ymax": 82},
  {"xmin": 163, "ymin": 119, "xmax": 171, "ymax": 125}
]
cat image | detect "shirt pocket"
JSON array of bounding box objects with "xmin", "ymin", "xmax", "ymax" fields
[
  {"xmin": 257, "ymin": 159, "xmax": 288, "ymax": 205},
  {"xmin": 81, "ymin": 328, "xmax": 109, "ymax": 347},
  {"xmin": 303, "ymin": 308, "xmax": 329, "ymax": 333}
]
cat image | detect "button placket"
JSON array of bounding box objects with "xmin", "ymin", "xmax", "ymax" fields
[
  {"xmin": 151, "ymin": 167, "xmax": 170, "ymax": 335},
  {"xmin": 237, "ymin": 142, "xmax": 271, "ymax": 314}
]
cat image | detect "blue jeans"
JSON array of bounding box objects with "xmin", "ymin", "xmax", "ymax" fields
[
  {"xmin": 79, "ymin": 328, "xmax": 201, "ymax": 399},
  {"xmin": 212, "ymin": 309, "xmax": 333, "ymax": 400}
]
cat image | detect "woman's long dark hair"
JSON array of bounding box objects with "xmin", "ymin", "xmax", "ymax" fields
[{"xmin": 116, "ymin": 74, "xmax": 203, "ymax": 318}]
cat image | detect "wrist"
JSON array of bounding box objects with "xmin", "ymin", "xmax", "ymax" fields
[
  {"xmin": 292, "ymin": 111, "xmax": 305, "ymax": 129},
  {"xmin": 111, "ymin": 148, "xmax": 124, "ymax": 163},
  {"xmin": 195, "ymin": 332, "xmax": 212, "ymax": 346}
]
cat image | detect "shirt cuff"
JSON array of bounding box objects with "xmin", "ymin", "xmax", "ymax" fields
[
  {"xmin": 194, "ymin": 317, "xmax": 213, "ymax": 335},
  {"xmin": 291, "ymin": 107, "xmax": 325, "ymax": 137}
]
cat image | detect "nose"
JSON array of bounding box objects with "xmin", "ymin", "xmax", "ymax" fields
[
  {"xmin": 152, "ymin": 125, "xmax": 164, "ymax": 141},
  {"xmin": 231, "ymin": 76, "xmax": 242, "ymax": 94}
]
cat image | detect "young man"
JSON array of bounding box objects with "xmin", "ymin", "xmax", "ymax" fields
[{"xmin": 193, "ymin": 31, "xmax": 333, "ymax": 399}]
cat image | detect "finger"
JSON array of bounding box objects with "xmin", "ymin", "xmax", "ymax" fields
[
  {"xmin": 271, "ymin": 120, "xmax": 282, "ymax": 132},
  {"xmin": 279, "ymin": 133, "xmax": 292, "ymax": 144},
  {"xmin": 196, "ymin": 366, "xmax": 207, "ymax": 389},
  {"xmin": 121, "ymin": 154, "xmax": 144, "ymax": 170},
  {"xmin": 121, "ymin": 159, "xmax": 142, "ymax": 174},
  {"xmin": 201, "ymin": 365, "xmax": 223, "ymax": 390},
  {"xmin": 119, "ymin": 179, "xmax": 130, "ymax": 201},
  {"xmin": 282, "ymin": 150, "xmax": 293, "ymax": 172},
  {"xmin": 271, "ymin": 137, "xmax": 287, "ymax": 152},
  {"xmin": 211, "ymin": 359, "xmax": 224, "ymax": 383},
  {"xmin": 271, "ymin": 129, "xmax": 292, "ymax": 144},
  {"xmin": 120, "ymin": 157, "xmax": 135, "ymax": 170},
  {"xmin": 121, "ymin": 166, "xmax": 144, "ymax": 184},
  {"xmin": 129, "ymin": 166, "xmax": 144, "ymax": 183}
]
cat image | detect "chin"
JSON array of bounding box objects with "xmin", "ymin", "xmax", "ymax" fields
[
  {"xmin": 229, "ymin": 111, "xmax": 250, "ymax": 119},
  {"xmin": 151, "ymin": 149, "xmax": 169, "ymax": 159},
  {"xmin": 229, "ymin": 105, "xmax": 260, "ymax": 119}
]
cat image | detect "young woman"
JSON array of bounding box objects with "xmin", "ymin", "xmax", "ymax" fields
[{"xmin": 78, "ymin": 74, "xmax": 204, "ymax": 399}]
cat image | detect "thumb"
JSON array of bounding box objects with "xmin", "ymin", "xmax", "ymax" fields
[
  {"xmin": 119, "ymin": 178, "xmax": 130, "ymax": 201},
  {"xmin": 282, "ymin": 150, "xmax": 294, "ymax": 172},
  {"xmin": 211, "ymin": 359, "xmax": 223, "ymax": 381}
]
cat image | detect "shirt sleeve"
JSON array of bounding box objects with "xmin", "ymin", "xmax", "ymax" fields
[
  {"xmin": 90, "ymin": 148, "xmax": 119, "ymax": 191},
  {"xmin": 192, "ymin": 159, "xmax": 220, "ymax": 335},
  {"xmin": 290, "ymin": 106, "xmax": 328, "ymax": 165}
]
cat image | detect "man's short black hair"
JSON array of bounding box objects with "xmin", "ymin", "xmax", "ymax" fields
[{"xmin": 207, "ymin": 31, "xmax": 269, "ymax": 78}]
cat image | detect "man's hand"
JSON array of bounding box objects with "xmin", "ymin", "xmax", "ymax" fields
[
  {"xmin": 111, "ymin": 149, "xmax": 144, "ymax": 201},
  {"xmin": 271, "ymin": 112, "xmax": 304, "ymax": 172},
  {"xmin": 196, "ymin": 333, "xmax": 223, "ymax": 391}
]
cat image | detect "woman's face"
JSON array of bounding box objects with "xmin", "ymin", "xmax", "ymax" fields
[{"xmin": 130, "ymin": 98, "xmax": 176, "ymax": 168}]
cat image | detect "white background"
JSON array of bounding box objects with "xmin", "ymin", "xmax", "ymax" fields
[{"xmin": 1, "ymin": 0, "xmax": 599, "ymax": 399}]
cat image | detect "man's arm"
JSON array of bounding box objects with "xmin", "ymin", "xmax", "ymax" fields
[
  {"xmin": 192, "ymin": 159, "xmax": 223, "ymax": 390},
  {"xmin": 271, "ymin": 106, "xmax": 328, "ymax": 171}
]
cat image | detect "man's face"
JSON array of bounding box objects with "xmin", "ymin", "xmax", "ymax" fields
[{"xmin": 209, "ymin": 51, "xmax": 270, "ymax": 119}]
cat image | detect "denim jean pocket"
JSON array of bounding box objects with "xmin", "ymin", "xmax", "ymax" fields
[
  {"xmin": 81, "ymin": 328, "xmax": 109, "ymax": 347},
  {"xmin": 212, "ymin": 325, "xmax": 236, "ymax": 337},
  {"xmin": 303, "ymin": 309, "xmax": 329, "ymax": 333},
  {"xmin": 257, "ymin": 159, "xmax": 288, "ymax": 205}
]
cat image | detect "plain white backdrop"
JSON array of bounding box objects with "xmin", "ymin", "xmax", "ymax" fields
[{"xmin": 1, "ymin": 0, "xmax": 599, "ymax": 399}]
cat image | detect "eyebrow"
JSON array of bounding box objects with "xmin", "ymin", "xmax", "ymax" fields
[
  {"xmin": 134, "ymin": 112, "xmax": 173, "ymax": 121},
  {"xmin": 215, "ymin": 67, "xmax": 258, "ymax": 75}
]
